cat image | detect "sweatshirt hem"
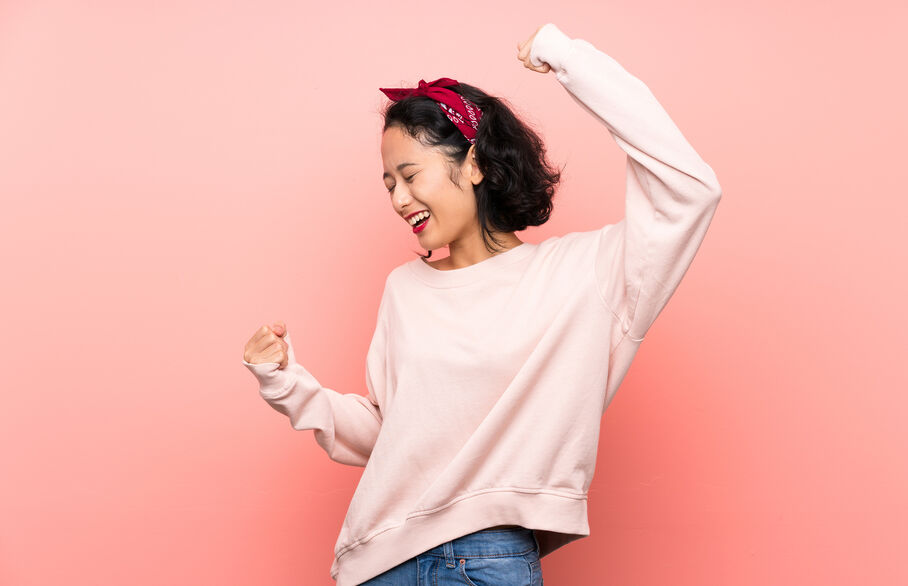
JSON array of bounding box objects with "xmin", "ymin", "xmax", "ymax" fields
[{"xmin": 330, "ymin": 488, "xmax": 590, "ymax": 586}]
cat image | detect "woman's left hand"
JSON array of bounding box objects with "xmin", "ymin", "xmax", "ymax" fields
[{"xmin": 516, "ymin": 25, "xmax": 552, "ymax": 74}]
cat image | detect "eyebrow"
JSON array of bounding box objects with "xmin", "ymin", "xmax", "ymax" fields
[{"xmin": 382, "ymin": 162, "xmax": 419, "ymax": 180}]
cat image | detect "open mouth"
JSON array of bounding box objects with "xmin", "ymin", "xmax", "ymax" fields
[{"xmin": 411, "ymin": 213, "xmax": 430, "ymax": 233}]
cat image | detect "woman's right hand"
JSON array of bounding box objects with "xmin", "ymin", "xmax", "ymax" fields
[{"xmin": 243, "ymin": 322, "xmax": 291, "ymax": 369}]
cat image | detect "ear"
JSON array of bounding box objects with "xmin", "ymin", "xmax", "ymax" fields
[{"xmin": 466, "ymin": 144, "xmax": 484, "ymax": 185}]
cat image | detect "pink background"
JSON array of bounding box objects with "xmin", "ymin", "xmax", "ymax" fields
[{"xmin": 1, "ymin": 0, "xmax": 905, "ymax": 584}]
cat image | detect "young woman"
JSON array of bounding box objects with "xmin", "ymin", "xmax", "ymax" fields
[{"xmin": 243, "ymin": 22, "xmax": 721, "ymax": 586}]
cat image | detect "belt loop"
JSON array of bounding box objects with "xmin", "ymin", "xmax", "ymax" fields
[{"xmin": 444, "ymin": 539, "xmax": 455, "ymax": 568}]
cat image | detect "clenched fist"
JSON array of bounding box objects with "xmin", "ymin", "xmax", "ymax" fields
[
  {"xmin": 516, "ymin": 25, "xmax": 552, "ymax": 74},
  {"xmin": 243, "ymin": 322, "xmax": 293, "ymax": 370}
]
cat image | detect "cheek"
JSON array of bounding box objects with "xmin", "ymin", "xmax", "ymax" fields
[{"xmin": 453, "ymin": 193, "xmax": 477, "ymax": 215}]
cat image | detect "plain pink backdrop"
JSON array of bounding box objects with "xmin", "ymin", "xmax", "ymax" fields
[{"xmin": 1, "ymin": 0, "xmax": 905, "ymax": 584}]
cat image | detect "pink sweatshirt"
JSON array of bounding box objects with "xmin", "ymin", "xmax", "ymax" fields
[{"xmin": 243, "ymin": 22, "xmax": 721, "ymax": 585}]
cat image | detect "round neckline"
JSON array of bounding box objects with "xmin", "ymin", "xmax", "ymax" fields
[{"xmin": 408, "ymin": 241, "xmax": 536, "ymax": 288}]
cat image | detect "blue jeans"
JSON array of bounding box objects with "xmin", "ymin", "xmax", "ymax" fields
[{"xmin": 358, "ymin": 526, "xmax": 544, "ymax": 585}]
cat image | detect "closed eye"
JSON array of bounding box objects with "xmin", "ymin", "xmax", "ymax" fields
[{"xmin": 386, "ymin": 174, "xmax": 417, "ymax": 194}]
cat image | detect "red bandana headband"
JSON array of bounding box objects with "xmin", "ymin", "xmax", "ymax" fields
[{"xmin": 379, "ymin": 77, "xmax": 482, "ymax": 144}]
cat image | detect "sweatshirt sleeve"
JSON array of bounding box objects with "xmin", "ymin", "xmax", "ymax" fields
[
  {"xmin": 241, "ymin": 282, "xmax": 389, "ymax": 468},
  {"xmin": 529, "ymin": 23, "xmax": 722, "ymax": 343}
]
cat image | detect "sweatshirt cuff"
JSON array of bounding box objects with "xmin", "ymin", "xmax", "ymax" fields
[
  {"xmin": 529, "ymin": 23, "xmax": 574, "ymax": 72},
  {"xmin": 242, "ymin": 359, "xmax": 293, "ymax": 397}
]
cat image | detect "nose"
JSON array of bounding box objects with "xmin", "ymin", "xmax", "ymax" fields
[{"xmin": 393, "ymin": 187, "xmax": 413, "ymax": 213}]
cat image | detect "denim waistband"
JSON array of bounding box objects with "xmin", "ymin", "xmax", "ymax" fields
[{"xmin": 421, "ymin": 527, "xmax": 538, "ymax": 559}]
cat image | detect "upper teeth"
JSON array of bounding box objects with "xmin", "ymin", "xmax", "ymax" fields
[{"xmin": 409, "ymin": 211, "xmax": 430, "ymax": 225}]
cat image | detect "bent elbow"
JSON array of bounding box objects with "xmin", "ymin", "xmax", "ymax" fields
[
  {"xmin": 709, "ymin": 182, "xmax": 723, "ymax": 201},
  {"xmin": 700, "ymin": 167, "xmax": 723, "ymax": 201}
]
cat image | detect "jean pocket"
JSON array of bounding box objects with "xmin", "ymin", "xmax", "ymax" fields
[
  {"xmin": 522, "ymin": 549, "xmax": 543, "ymax": 586},
  {"xmin": 457, "ymin": 553, "xmax": 533, "ymax": 586}
]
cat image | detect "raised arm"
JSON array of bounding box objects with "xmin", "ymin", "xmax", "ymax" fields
[
  {"xmin": 529, "ymin": 23, "xmax": 722, "ymax": 343},
  {"xmin": 242, "ymin": 285, "xmax": 389, "ymax": 467}
]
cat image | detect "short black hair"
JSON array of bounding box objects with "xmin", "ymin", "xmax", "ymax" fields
[{"xmin": 380, "ymin": 81, "xmax": 564, "ymax": 260}]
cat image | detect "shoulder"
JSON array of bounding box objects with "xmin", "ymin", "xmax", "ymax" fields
[
  {"xmin": 387, "ymin": 260, "xmax": 414, "ymax": 283},
  {"xmin": 536, "ymin": 226, "xmax": 609, "ymax": 259},
  {"xmin": 382, "ymin": 259, "xmax": 421, "ymax": 296}
]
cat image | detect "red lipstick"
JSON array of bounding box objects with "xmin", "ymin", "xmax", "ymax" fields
[{"xmin": 412, "ymin": 214, "xmax": 429, "ymax": 234}]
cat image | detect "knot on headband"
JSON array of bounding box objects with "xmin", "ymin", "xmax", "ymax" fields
[{"xmin": 379, "ymin": 77, "xmax": 483, "ymax": 144}]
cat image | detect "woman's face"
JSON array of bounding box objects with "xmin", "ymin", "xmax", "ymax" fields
[{"xmin": 381, "ymin": 125, "xmax": 483, "ymax": 251}]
